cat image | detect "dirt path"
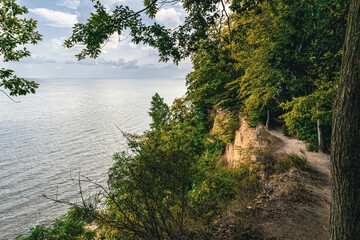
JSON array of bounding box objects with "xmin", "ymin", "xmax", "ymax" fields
[
  {"xmin": 269, "ymin": 129, "xmax": 331, "ymax": 179},
  {"xmin": 206, "ymin": 127, "xmax": 332, "ymax": 239},
  {"xmin": 252, "ymin": 129, "xmax": 332, "ymax": 239}
]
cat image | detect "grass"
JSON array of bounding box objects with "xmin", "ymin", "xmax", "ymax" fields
[
  {"xmin": 277, "ymin": 152, "xmax": 307, "ymax": 171},
  {"xmin": 255, "ymin": 149, "xmax": 307, "ymax": 178}
]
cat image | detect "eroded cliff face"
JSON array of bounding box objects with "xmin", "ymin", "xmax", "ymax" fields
[
  {"xmin": 224, "ymin": 117, "xmax": 254, "ymax": 165},
  {"xmin": 211, "ymin": 109, "xmax": 275, "ymax": 168},
  {"xmin": 209, "ymin": 110, "xmax": 331, "ymax": 240}
]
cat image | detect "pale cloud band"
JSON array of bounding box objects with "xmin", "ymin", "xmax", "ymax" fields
[
  {"xmin": 57, "ymin": 0, "xmax": 80, "ymax": 10},
  {"xmin": 35, "ymin": 1, "xmax": 186, "ymax": 29},
  {"xmin": 155, "ymin": 8, "xmax": 184, "ymax": 28},
  {"xmin": 29, "ymin": 8, "xmax": 78, "ymax": 28}
]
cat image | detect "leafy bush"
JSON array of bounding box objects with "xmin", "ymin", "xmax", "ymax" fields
[
  {"xmin": 189, "ymin": 152, "xmax": 259, "ymax": 224},
  {"xmin": 255, "ymin": 148, "xmax": 277, "ymax": 178},
  {"xmin": 18, "ymin": 207, "xmax": 95, "ymax": 240},
  {"xmin": 256, "ymin": 149, "xmax": 307, "ymax": 177},
  {"xmin": 210, "ymin": 108, "xmax": 239, "ymax": 144},
  {"xmin": 104, "ymin": 128, "xmax": 201, "ymax": 239},
  {"xmin": 281, "ymin": 124, "xmax": 290, "ymax": 137},
  {"xmin": 306, "ymin": 142, "xmax": 319, "ymax": 152}
]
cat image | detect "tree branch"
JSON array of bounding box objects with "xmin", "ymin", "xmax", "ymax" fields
[{"xmin": 0, "ymin": 89, "xmax": 21, "ymax": 103}]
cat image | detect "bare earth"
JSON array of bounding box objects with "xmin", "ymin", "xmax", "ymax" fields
[
  {"xmin": 204, "ymin": 127, "xmax": 331, "ymax": 240},
  {"xmin": 270, "ymin": 129, "xmax": 331, "ymax": 179},
  {"xmin": 252, "ymin": 129, "xmax": 331, "ymax": 240}
]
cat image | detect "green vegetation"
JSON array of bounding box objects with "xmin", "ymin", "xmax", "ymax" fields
[
  {"xmin": 0, "ymin": 0, "xmax": 42, "ymax": 97},
  {"xmin": 16, "ymin": 0, "xmax": 360, "ymax": 238},
  {"xmin": 62, "ymin": 0, "xmax": 347, "ymax": 152},
  {"xmin": 187, "ymin": 0, "xmax": 346, "ymax": 150},
  {"xmin": 20, "ymin": 95, "xmax": 259, "ymax": 239},
  {"xmin": 16, "ymin": 207, "xmax": 96, "ymax": 240}
]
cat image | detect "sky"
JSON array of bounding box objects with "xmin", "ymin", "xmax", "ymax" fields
[{"xmin": 3, "ymin": 0, "xmax": 192, "ymax": 79}]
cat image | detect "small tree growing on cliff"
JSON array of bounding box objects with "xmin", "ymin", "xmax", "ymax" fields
[{"xmin": 149, "ymin": 93, "xmax": 170, "ymax": 130}]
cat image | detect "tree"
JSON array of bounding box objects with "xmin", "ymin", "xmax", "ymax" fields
[
  {"xmin": 186, "ymin": 28, "xmax": 242, "ymax": 116},
  {"xmin": 148, "ymin": 93, "xmax": 170, "ymax": 130},
  {"xmin": 0, "ymin": 0, "xmax": 42, "ymax": 98},
  {"xmin": 64, "ymin": 0, "xmax": 233, "ymax": 64},
  {"xmin": 330, "ymin": 0, "xmax": 360, "ymax": 238},
  {"xmin": 65, "ymin": 0, "xmax": 360, "ymax": 237},
  {"xmin": 229, "ymin": 0, "xmax": 346, "ymax": 142}
]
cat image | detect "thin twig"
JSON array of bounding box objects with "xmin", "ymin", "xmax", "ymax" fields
[
  {"xmin": 0, "ymin": 89, "xmax": 20, "ymax": 103},
  {"xmin": 221, "ymin": 0, "xmax": 232, "ymax": 41}
]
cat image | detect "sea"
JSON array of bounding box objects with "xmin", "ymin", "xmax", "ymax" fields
[{"xmin": 0, "ymin": 78, "xmax": 186, "ymax": 239}]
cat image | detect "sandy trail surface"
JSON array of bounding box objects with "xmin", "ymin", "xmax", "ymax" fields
[
  {"xmin": 253, "ymin": 129, "xmax": 331, "ymax": 240},
  {"xmin": 269, "ymin": 129, "xmax": 331, "ymax": 179},
  {"xmin": 205, "ymin": 128, "xmax": 332, "ymax": 240}
]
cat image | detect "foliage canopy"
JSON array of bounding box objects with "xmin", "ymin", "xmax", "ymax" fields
[
  {"xmin": 20, "ymin": 0, "xmax": 353, "ymax": 238},
  {"xmin": 0, "ymin": 0, "xmax": 42, "ymax": 97}
]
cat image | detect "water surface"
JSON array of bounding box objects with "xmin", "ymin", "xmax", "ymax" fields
[{"xmin": 0, "ymin": 78, "xmax": 186, "ymax": 239}]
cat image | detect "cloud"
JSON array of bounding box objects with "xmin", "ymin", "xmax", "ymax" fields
[
  {"xmin": 63, "ymin": 57, "xmax": 138, "ymax": 70},
  {"xmin": 75, "ymin": 0, "xmax": 127, "ymax": 23},
  {"xmin": 97, "ymin": 58, "xmax": 138, "ymax": 69},
  {"xmin": 129, "ymin": 42, "xmax": 137, "ymax": 49},
  {"xmin": 20, "ymin": 56, "xmax": 57, "ymax": 64},
  {"xmin": 29, "ymin": 8, "xmax": 77, "ymax": 28},
  {"xmin": 102, "ymin": 34, "xmax": 127, "ymax": 51},
  {"xmin": 51, "ymin": 37, "xmax": 67, "ymax": 49},
  {"xmin": 64, "ymin": 60, "xmax": 76, "ymax": 64},
  {"xmin": 122, "ymin": 60, "xmax": 138, "ymax": 70},
  {"xmin": 161, "ymin": 64, "xmax": 179, "ymax": 70},
  {"xmin": 77, "ymin": 0, "xmax": 94, "ymax": 23},
  {"xmin": 156, "ymin": 8, "xmax": 183, "ymax": 27},
  {"xmin": 98, "ymin": 58, "xmax": 124, "ymax": 66},
  {"xmin": 141, "ymin": 45, "xmax": 156, "ymax": 51},
  {"xmin": 57, "ymin": 0, "xmax": 80, "ymax": 10},
  {"xmin": 102, "ymin": 0, "xmax": 127, "ymax": 9},
  {"xmin": 77, "ymin": 58, "xmax": 97, "ymax": 66}
]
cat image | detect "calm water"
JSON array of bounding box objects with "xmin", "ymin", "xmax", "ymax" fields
[{"xmin": 0, "ymin": 78, "xmax": 186, "ymax": 239}]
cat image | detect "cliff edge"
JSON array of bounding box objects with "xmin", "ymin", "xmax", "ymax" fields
[{"xmin": 208, "ymin": 115, "xmax": 331, "ymax": 239}]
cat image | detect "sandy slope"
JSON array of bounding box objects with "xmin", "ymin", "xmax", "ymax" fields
[
  {"xmin": 253, "ymin": 129, "xmax": 332, "ymax": 240},
  {"xmin": 204, "ymin": 127, "xmax": 332, "ymax": 240},
  {"xmin": 269, "ymin": 129, "xmax": 331, "ymax": 179}
]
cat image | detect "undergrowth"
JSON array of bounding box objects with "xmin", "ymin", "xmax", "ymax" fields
[{"xmin": 255, "ymin": 148, "xmax": 307, "ymax": 179}]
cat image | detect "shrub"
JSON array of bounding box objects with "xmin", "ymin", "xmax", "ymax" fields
[
  {"xmin": 254, "ymin": 148, "xmax": 277, "ymax": 178},
  {"xmin": 189, "ymin": 152, "xmax": 259, "ymax": 224},
  {"xmin": 281, "ymin": 124, "xmax": 290, "ymax": 136},
  {"xmin": 306, "ymin": 142, "xmax": 319, "ymax": 152},
  {"xmin": 255, "ymin": 149, "xmax": 307, "ymax": 177},
  {"xmin": 276, "ymin": 153, "xmax": 307, "ymax": 172},
  {"xmin": 18, "ymin": 207, "xmax": 96, "ymax": 240}
]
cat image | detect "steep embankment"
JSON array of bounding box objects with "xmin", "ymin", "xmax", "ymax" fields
[
  {"xmin": 249, "ymin": 129, "xmax": 331, "ymax": 239},
  {"xmin": 209, "ymin": 114, "xmax": 331, "ymax": 239}
]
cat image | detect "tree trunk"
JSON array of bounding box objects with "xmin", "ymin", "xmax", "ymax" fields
[
  {"xmin": 317, "ymin": 102, "xmax": 322, "ymax": 151},
  {"xmin": 330, "ymin": 0, "xmax": 360, "ymax": 239},
  {"xmin": 317, "ymin": 118, "xmax": 322, "ymax": 151}
]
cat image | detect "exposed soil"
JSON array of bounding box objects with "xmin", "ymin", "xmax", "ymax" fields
[
  {"xmin": 270, "ymin": 129, "xmax": 331, "ymax": 178},
  {"xmin": 250, "ymin": 129, "xmax": 331, "ymax": 239},
  {"xmin": 206, "ymin": 128, "xmax": 331, "ymax": 240}
]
